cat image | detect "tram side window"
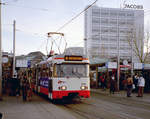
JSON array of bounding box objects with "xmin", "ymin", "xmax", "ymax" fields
[
  {"xmin": 46, "ymin": 68, "xmax": 49, "ymax": 78},
  {"xmin": 49, "ymin": 67, "xmax": 52, "ymax": 77},
  {"xmin": 40, "ymin": 67, "xmax": 49, "ymax": 78},
  {"xmin": 53, "ymin": 64, "xmax": 57, "ymax": 77}
]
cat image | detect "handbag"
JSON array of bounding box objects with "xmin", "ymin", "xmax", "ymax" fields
[{"xmin": 132, "ymin": 84, "xmax": 135, "ymax": 89}]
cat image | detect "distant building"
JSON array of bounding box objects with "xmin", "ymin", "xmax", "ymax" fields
[
  {"xmin": 16, "ymin": 51, "xmax": 46, "ymax": 68},
  {"xmin": 84, "ymin": 5, "xmax": 144, "ymax": 62}
]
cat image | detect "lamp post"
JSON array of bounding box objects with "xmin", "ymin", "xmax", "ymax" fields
[
  {"xmin": 0, "ymin": 0, "xmax": 2, "ymax": 100},
  {"xmin": 12, "ymin": 20, "xmax": 16, "ymax": 77},
  {"xmin": 117, "ymin": 12, "xmax": 120, "ymax": 91}
]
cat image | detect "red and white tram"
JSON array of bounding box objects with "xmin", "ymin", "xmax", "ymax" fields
[{"xmin": 33, "ymin": 54, "xmax": 90, "ymax": 100}]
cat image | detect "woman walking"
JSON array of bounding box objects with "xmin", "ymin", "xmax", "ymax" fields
[{"xmin": 126, "ymin": 75, "xmax": 133, "ymax": 97}]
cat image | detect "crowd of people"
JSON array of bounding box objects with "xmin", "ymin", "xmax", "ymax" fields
[
  {"xmin": 98, "ymin": 73, "xmax": 146, "ymax": 97},
  {"xmin": 2, "ymin": 73, "xmax": 33, "ymax": 101}
]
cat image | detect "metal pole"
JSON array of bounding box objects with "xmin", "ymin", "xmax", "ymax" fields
[
  {"xmin": 131, "ymin": 29, "xmax": 134, "ymax": 77},
  {"xmin": 117, "ymin": 12, "xmax": 120, "ymax": 91},
  {"xmin": 0, "ymin": 0, "xmax": 2, "ymax": 100},
  {"xmin": 13, "ymin": 20, "xmax": 16, "ymax": 77}
]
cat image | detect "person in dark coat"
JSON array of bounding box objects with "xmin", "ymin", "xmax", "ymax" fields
[
  {"xmin": 0, "ymin": 112, "xmax": 3, "ymax": 119},
  {"xmin": 22, "ymin": 75, "xmax": 28, "ymax": 101},
  {"xmin": 22, "ymin": 80, "xmax": 28, "ymax": 101},
  {"xmin": 110, "ymin": 75, "xmax": 116, "ymax": 94}
]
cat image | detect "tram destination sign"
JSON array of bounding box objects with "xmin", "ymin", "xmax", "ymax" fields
[
  {"xmin": 124, "ymin": 4, "xmax": 143, "ymax": 10},
  {"xmin": 64, "ymin": 55, "xmax": 83, "ymax": 61}
]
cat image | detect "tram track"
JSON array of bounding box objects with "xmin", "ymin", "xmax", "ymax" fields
[
  {"xmin": 57, "ymin": 92, "xmax": 150, "ymax": 119},
  {"xmin": 61, "ymin": 100, "xmax": 139, "ymax": 119},
  {"xmin": 32, "ymin": 92, "xmax": 150, "ymax": 119},
  {"xmin": 91, "ymin": 91, "xmax": 150, "ymax": 111},
  {"xmin": 63, "ymin": 103, "xmax": 102, "ymax": 119}
]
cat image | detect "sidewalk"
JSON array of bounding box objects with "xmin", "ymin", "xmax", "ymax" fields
[
  {"xmin": 91, "ymin": 88, "xmax": 150, "ymax": 103},
  {"xmin": 0, "ymin": 95, "xmax": 38, "ymax": 119},
  {"xmin": 0, "ymin": 95, "xmax": 77, "ymax": 119}
]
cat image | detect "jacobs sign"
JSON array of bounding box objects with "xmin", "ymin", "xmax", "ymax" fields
[{"xmin": 124, "ymin": 4, "xmax": 143, "ymax": 10}]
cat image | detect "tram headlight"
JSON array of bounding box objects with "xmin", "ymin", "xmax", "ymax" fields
[
  {"xmin": 80, "ymin": 86, "xmax": 87, "ymax": 90},
  {"xmin": 60, "ymin": 86, "xmax": 67, "ymax": 90}
]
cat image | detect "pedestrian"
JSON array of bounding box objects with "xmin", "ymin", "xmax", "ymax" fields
[
  {"xmin": 27, "ymin": 80, "xmax": 32, "ymax": 101},
  {"xmin": 101, "ymin": 76, "xmax": 105, "ymax": 90},
  {"xmin": 133, "ymin": 74, "xmax": 139, "ymax": 92},
  {"xmin": 137, "ymin": 74, "xmax": 145, "ymax": 97},
  {"xmin": 0, "ymin": 112, "xmax": 3, "ymax": 119},
  {"xmin": 126, "ymin": 74, "xmax": 133, "ymax": 97},
  {"xmin": 110, "ymin": 75, "xmax": 116, "ymax": 94},
  {"xmin": 22, "ymin": 76, "xmax": 28, "ymax": 101}
]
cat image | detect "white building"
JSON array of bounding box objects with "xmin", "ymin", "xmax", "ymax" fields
[{"xmin": 84, "ymin": 5, "xmax": 144, "ymax": 62}]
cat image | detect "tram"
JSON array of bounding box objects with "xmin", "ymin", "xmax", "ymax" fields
[{"xmin": 33, "ymin": 54, "xmax": 90, "ymax": 100}]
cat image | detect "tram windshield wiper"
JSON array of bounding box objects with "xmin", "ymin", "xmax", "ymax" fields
[{"xmin": 72, "ymin": 70, "xmax": 80, "ymax": 79}]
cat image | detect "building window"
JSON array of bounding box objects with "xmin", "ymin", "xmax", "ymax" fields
[
  {"xmin": 119, "ymin": 11, "xmax": 126, "ymax": 17},
  {"xmin": 92, "ymin": 18, "xmax": 100, "ymax": 23},
  {"xmin": 109, "ymin": 19, "xmax": 117, "ymax": 25},
  {"xmin": 92, "ymin": 38, "xmax": 99, "ymax": 41},
  {"xmin": 127, "ymin": 20, "xmax": 134, "ymax": 25},
  {"xmin": 109, "ymin": 36, "xmax": 117, "ymax": 41},
  {"xmin": 109, "ymin": 27, "xmax": 117, "ymax": 33},
  {"xmin": 110, "ymin": 11, "xmax": 117, "ymax": 17},
  {"xmin": 119, "ymin": 28, "xmax": 127, "ymax": 34},
  {"xmin": 119, "ymin": 20, "xmax": 126, "ymax": 26},
  {"xmin": 101, "ymin": 10, "xmax": 109, "ymax": 16},
  {"xmin": 92, "ymin": 28, "xmax": 99, "ymax": 33},
  {"xmin": 110, "ymin": 46, "xmax": 117, "ymax": 49},
  {"xmin": 101, "ymin": 36, "xmax": 108, "ymax": 41},
  {"xmin": 101, "ymin": 27, "xmax": 109, "ymax": 34},
  {"xmin": 127, "ymin": 13, "xmax": 134, "ymax": 18},
  {"xmin": 101, "ymin": 18, "xmax": 108, "ymax": 24},
  {"xmin": 92, "ymin": 9, "xmax": 100, "ymax": 14}
]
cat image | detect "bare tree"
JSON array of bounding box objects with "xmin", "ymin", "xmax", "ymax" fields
[{"xmin": 127, "ymin": 28, "xmax": 150, "ymax": 63}]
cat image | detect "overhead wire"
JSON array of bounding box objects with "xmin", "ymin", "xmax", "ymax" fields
[{"xmin": 56, "ymin": 0, "xmax": 98, "ymax": 32}]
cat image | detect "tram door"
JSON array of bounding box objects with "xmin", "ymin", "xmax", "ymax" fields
[
  {"xmin": 48, "ymin": 80, "xmax": 53, "ymax": 92},
  {"xmin": 48, "ymin": 68, "xmax": 53, "ymax": 93}
]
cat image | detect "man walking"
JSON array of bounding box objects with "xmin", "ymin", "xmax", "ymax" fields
[{"xmin": 110, "ymin": 75, "xmax": 116, "ymax": 94}]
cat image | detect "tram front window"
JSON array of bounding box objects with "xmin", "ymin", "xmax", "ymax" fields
[{"xmin": 56, "ymin": 64, "xmax": 89, "ymax": 78}]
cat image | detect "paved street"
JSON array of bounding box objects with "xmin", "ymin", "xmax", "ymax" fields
[{"xmin": 1, "ymin": 89, "xmax": 150, "ymax": 119}]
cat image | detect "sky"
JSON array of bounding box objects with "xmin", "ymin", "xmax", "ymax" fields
[{"xmin": 1, "ymin": 0, "xmax": 150, "ymax": 56}]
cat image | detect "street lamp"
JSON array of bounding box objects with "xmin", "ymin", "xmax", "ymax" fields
[{"xmin": 0, "ymin": 0, "xmax": 3, "ymax": 100}]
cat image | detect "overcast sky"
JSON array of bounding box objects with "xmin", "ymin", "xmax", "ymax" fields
[{"xmin": 1, "ymin": 0, "xmax": 150, "ymax": 55}]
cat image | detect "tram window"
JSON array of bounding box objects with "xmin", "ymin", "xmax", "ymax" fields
[
  {"xmin": 49, "ymin": 71, "xmax": 52, "ymax": 77},
  {"xmin": 56, "ymin": 64, "xmax": 89, "ymax": 78}
]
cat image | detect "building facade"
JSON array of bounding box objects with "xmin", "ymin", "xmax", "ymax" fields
[{"xmin": 84, "ymin": 5, "xmax": 144, "ymax": 62}]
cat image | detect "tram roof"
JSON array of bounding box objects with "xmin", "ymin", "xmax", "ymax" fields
[
  {"xmin": 47, "ymin": 54, "xmax": 88, "ymax": 61},
  {"xmin": 37, "ymin": 54, "xmax": 89, "ymax": 65}
]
